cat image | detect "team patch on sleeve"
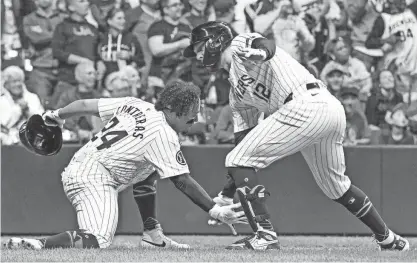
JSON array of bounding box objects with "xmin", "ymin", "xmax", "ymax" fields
[{"xmin": 176, "ymin": 151, "xmax": 187, "ymax": 165}]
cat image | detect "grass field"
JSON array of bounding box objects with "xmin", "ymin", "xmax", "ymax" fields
[{"xmin": 1, "ymin": 235, "xmax": 416, "ymax": 262}]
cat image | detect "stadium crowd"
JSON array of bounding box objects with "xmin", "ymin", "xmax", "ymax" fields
[{"xmin": 1, "ymin": 0, "xmax": 417, "ymax": 146}]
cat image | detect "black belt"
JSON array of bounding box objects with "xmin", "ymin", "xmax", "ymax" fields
[{"xmin": 284, "ymin": 82, "xmax": 320, "ymax": 104}]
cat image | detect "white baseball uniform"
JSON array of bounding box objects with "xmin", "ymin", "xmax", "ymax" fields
[
  {"xmin": 225, "ymin": 33, "xmax": 351, "ymax": 199},
  {"xmin": 380, "ymin": 5, "xmax": 417, "ymax": 99},
  {"xmin": 61, "ymin": 97, "xmax": 189, "ymax": 248}
]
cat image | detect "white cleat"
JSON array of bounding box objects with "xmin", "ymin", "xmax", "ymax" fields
[
  {"xmin": 377, "ymin": 232, "xmax": 410, "ymax": 251},
  {"xmin": 3, "ymin": 237, "xmax": 43, "ymax": 250},
  {"xmin": 141, "ymin": 224, "xmax": 190, "ymax": 249}
]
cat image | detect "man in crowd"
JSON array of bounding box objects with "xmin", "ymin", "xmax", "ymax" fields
[
  {"xmin": 147, "ymin": 0, "xmax": 192, "ymax": 85},
  {"xmin": 321, "ymin": 36, "xmax": 372, "ymax": 109},
  {"xmin": 181, "ymin": 0, "xmax": 215, "ymax": 92},
  {"xmin": 55, "ymin": 62, "xmax": 102, "ymax": 143},
  {"xmin": 344, "ymin": 0, "xmax": 381, "ymax": 72},
  {"xmin": 1, "ymin": 66, "xmax": 44, "ymax": 145},
  {"xmin": 24, "ymin": 0, "xmax": 66, "ymax": 109},
  {"xmin": 125, "ymin": 0, "xmax": 162, "ymax": 92},
  {"xmin": 341, "ymin": 87, "xmax": 371, "ymax": 146},
  {"xmin": 365, "ymin": 70, "xmax": 403, "ymax": 139},
  {"xmin": 366, "ymin": 0, "xmax": 417, "ymax": 103},
  {"xmin": 51, "ymin": 0, "xmax": 100, "ymax": 109}
]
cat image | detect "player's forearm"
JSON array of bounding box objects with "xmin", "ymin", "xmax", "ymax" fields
[
  {"xmin": 57, "ymin": 99, "xmax": 100, "ymax": 119},
  {"xmin": 170, "ymin": 174, "xmax": 215, "ymax": 212}
]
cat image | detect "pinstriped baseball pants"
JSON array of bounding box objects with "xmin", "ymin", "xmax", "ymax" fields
[
  {"xmin": 62, "ymin": 156, "xmax": 120, "ymax": 248},
  {"xmin": 225, "ymin": 89, "xmax": 351, "ymax": 199}
]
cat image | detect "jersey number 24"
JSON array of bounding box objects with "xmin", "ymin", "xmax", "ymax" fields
[{"xmin": 91, "ymin": 117, "xmax": 128, "ymax": 150}]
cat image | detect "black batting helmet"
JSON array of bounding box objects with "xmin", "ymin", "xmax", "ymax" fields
[
  {"xmin": 183, "ymin": 21, "xmax": 234, "ymax": 67},
  {"xmin": 19, "ymin": 114, "xmax": 63, "ymax": 156}
]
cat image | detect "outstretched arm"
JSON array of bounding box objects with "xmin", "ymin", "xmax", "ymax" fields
[
  {"xmin": 170, "ymin": 173, "xmax": 215, "ymax": 212},
  {"xmin": 51, "ymin": 99, "xmax": 100, "ymax": 120},
  {"xmin": 170, "ymin": 173, "xmax": 245, "ymax": 225}
]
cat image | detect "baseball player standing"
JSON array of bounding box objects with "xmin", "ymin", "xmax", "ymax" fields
[
  {"xmin": 4, "ymin": 80, "xmax": 244, "ymax": 250},
  {"xmin": 183, "ymin": 21, "xmax": 410, "ymax": 251}
]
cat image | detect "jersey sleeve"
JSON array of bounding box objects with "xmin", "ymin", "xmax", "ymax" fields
[
  {"xmin": 145, "ymin": 128, "xmax": 190, "ymax": 179},
  {"xmin": 98, "ymin": 97, "xmax": 136, "ymax": 122},
  {"xmin": 230, "ymin": 33, "xmax": 265, "ymax": 51}
]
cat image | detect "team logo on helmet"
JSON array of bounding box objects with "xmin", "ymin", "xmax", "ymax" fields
[{"xmin": 176, "ymin": 151, "xmax": 187, "ymax": 165}]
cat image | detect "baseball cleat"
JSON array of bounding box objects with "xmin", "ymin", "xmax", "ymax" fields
[
  {"xmin": 377, "ymin": 233, "xmax": 410, "ymax": 251},
  {"xmin": 141, "ymin": 224, "xmax": 190, "ymax": 249},
  {"xmin": 226, "ymin": 229, "xmax": 280, "ymax": 250},
  {"xmin": 3, "ymin": 237, "xmax": 43, "ymax": 250}
]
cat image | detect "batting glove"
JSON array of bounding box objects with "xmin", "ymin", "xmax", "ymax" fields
[
  {"xmin": 235, "ymin": 47, "xmax": 267, "ymax": 62},
  {"xmin": 209, "ymin": 203, "xmax": 246, "ymax": 225},
  {"xmin": 42, "ymin": 110, "xmax": 65, "ymax": 128}
]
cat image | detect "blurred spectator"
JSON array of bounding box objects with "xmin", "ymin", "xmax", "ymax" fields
[
  {"xmin": 365, "ymin": 0, "xmax": 417, "ymax": 103},
  {"xmin": 235, "ymin": 0, "xmax": 258, "ymax": 33},
  {"xmin": 323, "ymin": 63, "xmax": 347, "ymax": 100},
  {"xmin": 205, "ymin": 69, "xmax": 231, "ymax": 108},
  {"xmin": 212, "ymin": 0, "xmax": 236, "ymax": 25},
  {"xmin": 341, "ymin": 87, "xmax": 371, "ymax": 146},
  {"xmin": 125, "ymin": 0, "xmax": 161, "ymax": 93},
  {"xmin": 344, "ymin": 0, "xmax": 382, "ymax": 72},
  {"xmin": 147, "ymin": 0, "xmax": 192, "ymax": 86},
  {"xmin": 321, "ymin": 37, "xmax": 372, "ymax": 107},
  {"xmin": 181, "ymin": 0, "xmax": 215, "ymax": 95},
  {"xmin": 271, "ymin": 0, "xmax": 315, "ymax": 64},
  {"xmin": 1, "ymin": 66, "xmax": 44, "ymax": 145},
  {"xmin": 55, "ymin": 62, "xmax": 102, "ymax": 143},
  {"xmin": 51, "ymin": 0, "xmax": 100, "ymax": 109},
  {"xmin": 120, "ymin": 65, "xmax": 141, "ymax": 97},
  {"xmin": 23, "ymin": 0, "xmax": 66, "ymax": 109},
  {"xmin": 384, "ymin": 102, "xmax": 415, "ymax": 144},
  {"xmin": 212, "ymin": 104, "xmax": 234, "ymax": 144},
  {"xmin": 365, "ymin": 70, "xmax": 403, "ymax": 137},
  {"xmin": 90, "ymin": 0, "xmax": 132, "ymax": 32},
  {"xmin": 304, "ymin": 0, "xmax": 341, "ymax": 74},
  {"xmin": 182, "ymin": 0, "xmax": 216, "ymax": 23},
  {"xmin": 103, "ymin": 70, "xmax": 132, "ymax": 97},
  {"xmin": 98, "ymin": 7, "xmax": 145, "ymax": 80},
  {"xmin": 406, "ymin": 101, "xmax": 417, "ymax": 144},
  {"xmin": 1, "ymin": 0, "xmax": 24, "ymax": 68},
  {"xmin": 250, "ymin": 0, "xmax": 291, "ymax": 40}
]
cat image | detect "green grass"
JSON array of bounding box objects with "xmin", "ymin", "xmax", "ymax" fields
[{"xmin": 1, "ymin": 235, "xmax": 416, "ymax": 262}]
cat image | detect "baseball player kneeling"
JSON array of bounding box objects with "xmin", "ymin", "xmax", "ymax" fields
[{"xmin": 4, "ymin": 80, "xmax": 245, "ymax": 250}]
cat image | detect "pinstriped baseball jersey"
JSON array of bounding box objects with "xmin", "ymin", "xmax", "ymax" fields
[
  {"xmin": 380, "ymin": 9, "xmax": 417, "ymax": 75},
  {"xmin": 228, "ymin": 33, "xmax": 319, "ymax": 132},
  {"xmin": 72, "ymin": 97, "xmax": 189, "ymax": 186},
  {"xmin": 60, "ymin": 97, "xmax": 190, "ymax": 248},
  {"xmin": 225, "ymin": 33, "xmax": 352, "ymax": 199}
]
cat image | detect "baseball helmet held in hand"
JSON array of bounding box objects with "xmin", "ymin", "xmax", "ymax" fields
[{"xmin": 19, "ymin": 114, "xmax": 63, "ymax": 156}]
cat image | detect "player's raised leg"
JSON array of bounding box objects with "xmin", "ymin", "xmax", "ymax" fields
[
  {"xmin": 133, "ymin": 172, "xmax": 190, "ymax": 249},
  {"xmin": 301, "ymin": 102, "xmax": 409, "ymax": 251}
]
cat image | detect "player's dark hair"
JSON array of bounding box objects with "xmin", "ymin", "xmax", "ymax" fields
[{"xmin": 155, "ymin": 80, "xmax": 201, "ymax": 117}]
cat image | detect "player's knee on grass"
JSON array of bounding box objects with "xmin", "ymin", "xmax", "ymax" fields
[{"xmin": 43, "ymin": 230, "xmax": 101, "ymax": 249}]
